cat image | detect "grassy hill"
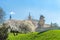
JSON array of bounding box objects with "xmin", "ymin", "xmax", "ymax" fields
[{"xmin": 7, "ymin": 30, "xmax": 60, "ymax": 40}]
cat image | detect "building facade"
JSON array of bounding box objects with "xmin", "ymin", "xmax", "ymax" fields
[{"xmin": 3, "ymin": 13, "xmax": 51, "ymax": 33}]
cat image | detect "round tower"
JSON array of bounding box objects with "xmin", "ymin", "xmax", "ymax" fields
[{"xmin": 38, "ymin": 15, "xmax": 45, "ymax": 27}]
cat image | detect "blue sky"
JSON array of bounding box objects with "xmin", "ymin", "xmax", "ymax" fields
[{"xmin": 0, "ymin": 0, "xmax": 60, "ymax": 25}]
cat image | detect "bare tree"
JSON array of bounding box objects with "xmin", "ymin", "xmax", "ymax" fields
[
  {"xmin": 0, "ymin": 7, "xmax": 5, "ymax": 23},
  {"xmin": 0, "ymin": 7, "xmax": 7, "ymax": 40}
]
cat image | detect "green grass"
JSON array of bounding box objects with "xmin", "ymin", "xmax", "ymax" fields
[
  {"xmin": 35, "ymin": 30, "xmax": 60, "ymax": 40},
  {"xmin": 7, "ymin": 32, "xmax": 38, "ymax": 40},
  {"xmin": 7, "ymin": 30, "xmax": 60, "ymax": 40}
]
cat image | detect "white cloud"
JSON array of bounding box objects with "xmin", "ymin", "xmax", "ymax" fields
[{"xmin": 10, "ymin": 11, "xmax": 15, "ymax": 15}]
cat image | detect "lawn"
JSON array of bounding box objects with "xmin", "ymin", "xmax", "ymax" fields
[{"xmin": 7, "ymin": 30, "xmax": 60, "ymax": 40}]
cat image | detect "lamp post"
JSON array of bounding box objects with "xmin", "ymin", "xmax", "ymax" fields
[
  {"xmin": 9, "ymin": 14, "xmax": 12, "ymax": 20},
  {"xmin": 9, "ymin": 11, "xmax": 15, "ymax": 20}
]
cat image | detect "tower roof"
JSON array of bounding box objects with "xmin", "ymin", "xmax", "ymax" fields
[
  {"xmin": 40, "ymin": 15, "xmax": 45, "ymax": 18},
  {"xmin": 28, "ymin": 12, "xmax": 32, "ymax": 20}
]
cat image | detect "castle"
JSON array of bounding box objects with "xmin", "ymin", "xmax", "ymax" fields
[
  {"xmin": 27, "ymin": 13, "xmax": 50, "ymax": 32},
  {"xmin": 3, "ymin": 12, "xmax": 51, "ymax": 33}
]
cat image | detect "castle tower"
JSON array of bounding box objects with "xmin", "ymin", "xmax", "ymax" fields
[
  {"xmin": 28, "ymin": 12, "xmax": 32, "ymax": 20},
  {"xmin": 38, "ymin": 15, "xmax": 45, "ymax": 27},
  {"xmin": 50, "ymin": 22, "xmax": 53, "ymax": 27}
]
